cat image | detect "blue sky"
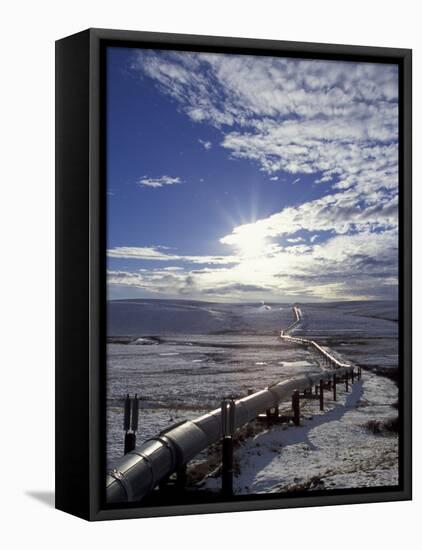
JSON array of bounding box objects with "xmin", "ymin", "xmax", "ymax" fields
[{"xmin": 107, "ymin": 47, "xmax": 399, "ymax": 302}]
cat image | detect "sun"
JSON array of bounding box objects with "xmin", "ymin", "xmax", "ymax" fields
[{"xmin": 233, "ymin": 226, "xmax": 268, "ymax": 259}]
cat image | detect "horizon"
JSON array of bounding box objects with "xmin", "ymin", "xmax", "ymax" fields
[
  {"xmin": 107, "ymin": 296, "xmax": 397, "ymax": 305},
  {"xmin": 106, "ymin": 47, "xmax": 399, "ymax": 303}
]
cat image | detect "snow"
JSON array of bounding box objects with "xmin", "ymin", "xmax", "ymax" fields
[
  {"xmin": 106, "ymin": 334, "xmax": 319, "ymax": 468},
  {"xmin": 201, "ymin": 371, "xmax": 398, "ymax": 493},
  {"xmin": 107, "ymin": 299, "xmax": 294, "ymax": 336},
  {"xmin": 107, "ymin": 299, "xmax": 399, "ymax": 491}
]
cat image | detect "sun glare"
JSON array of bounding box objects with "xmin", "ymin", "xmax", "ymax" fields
[{"xmin": 234, "ymin": 226, "xmax": 268, "ymax": 259}]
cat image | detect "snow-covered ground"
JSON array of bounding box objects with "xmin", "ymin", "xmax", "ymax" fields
[
  {"xmin": 292, "ymin": 301, "xmax": 398, "ymax": 370},
  {"xmin": 106, "ymin": 334, "xmax": 319, "ymax": 468},
  {"xmin": 201, "ymin": 370, "xmax": 398, "ymax": 493},
  {"xmin": 107, "ymin": 299, "xmax": 399, "ymax": 491},
  {"xmin": 107, "ymin": 302, "xmax": 314, "ymax": 467},
  {"xmin": 107, "ymin": 299, "xmax": 293, "ymax": 336}
]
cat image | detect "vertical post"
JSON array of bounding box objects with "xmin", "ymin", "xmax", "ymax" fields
[
  {"xmin": 351, "ymin": 369, "xmax": 355, "ymax": 384},
  {"xmin": 124, "ymin": 432, "xmax": 136, "ymax": 455},
  {"xmin": 315, "ymin": 384, "xmax": 318, "ymax": 395},
  {"xmin": 123, "ymin": 394, "xmax": 130, "ymax": 431},
  {"xmin": 123, "ymin": 393, "xmax": 139, "ymax": 455},
  {"xmin": 319, "ymin": 379, "xmax": 324, "ymax": 411},
  {"xmin": 221, "ymin": 397, "xmax": 235, "ymax": 497},
  {"xmin": 358, "ymin": 367, "xmax": 362, "ymax": 380},
  {"xmin": 131, "ymin": 393, "xmax": 139, "ymax": 432},
  {"xmin": 158, "ymin": 475, "xmax": 171, "ymax": 492},
  {"xmin": 222, "ymin": 437, "xmax": 233, "ymax": 497},
  {"xmin": 333, "ymin": 374, "xmax": 337, "ymax": 401},
  {"xmin": 345, "ymin": 371, "xmax": 349, "ymax": 392},
  {"xmin": 292, "ymin": 390, "xmax": 300, "ymax": 426},
  {"xmin": 266, "ymin": 405, "xmax": 279, "ymax": 422},
  {"xmin": 123, "ymin": 394, "xmax": 136, "ymax": 455},
  {"xmin": 176, "ymin": 464, "xmax": 187, "ymax": 490}
]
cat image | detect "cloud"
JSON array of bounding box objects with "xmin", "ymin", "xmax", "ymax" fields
[
  {"xmin": 132, "ymin": 51, "xmax": 397, "ymax": 130},
  {"xmin": 202, "ymin": 283, "xmax": 271, "ymax": 295},
  {"xmin": 107, "ymin": 269, "xmax": 185, "ymax": 295},
  {"xmin": 108, "ymin": 246, "xmax": 178, "ymax": 261},
  {"xmin": 138, "ymin": 175, "xmax": 181, "ymax": 188},
  {"xmin": 286, "ymin": 236, "xmax": 304, "ymax": 244},
  {"xmin": 198, "ymin": 139, "xmax": 212, "ymax": 150},
  {"xmin": 131, "ymin": 51, "xmax": 398, "ymax": 213},
  {"xmin": 118, "ymin": 50, "xmax": 399, "ymax": 301},
  {"xmin": 107, "ymin": 226, "xmax": 398, "ymax": 301},
  {"xmin": 107, "ymin": 246, "xmax": 238, "ymax": 265},
  {"xmin": 107, "ymin": 225, "xmax": 398, "ymax": 301},
  {"xmin": 131, "ymin": 51, "xmax": 397, "ymax": 168},
  {"xmin": 220, "ymin": 188, "xmax": 398, "ymax": 250}
]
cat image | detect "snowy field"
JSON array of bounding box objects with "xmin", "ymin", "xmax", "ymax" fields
[
  {"xmin": 106, "ymin": 299, "xmax": 399, "ymax": 491},
  {"xmin": 201, "ymin": 370, "xmax": 398, "ymax": 493},
  {"xmin": 107, "ymin": 301, "xmax": 315, "ymax": 467},
  {"xmin": 292, "ymin": 301, "xmax": 398, "ymax": 370}
]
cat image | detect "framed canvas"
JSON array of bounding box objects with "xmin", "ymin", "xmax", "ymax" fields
[{"xmin": 55, "ymin": 28, "xmax": 412, "ymax": 521}]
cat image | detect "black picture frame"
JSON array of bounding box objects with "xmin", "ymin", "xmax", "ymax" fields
[{"xmin": 55, "ymin": 28, "xmax": 412, "ymax": 521}]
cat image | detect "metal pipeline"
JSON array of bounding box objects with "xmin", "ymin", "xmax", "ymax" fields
[
  {"xmin": 106, "ymin": 364, "xmax": 353, "ymax": 503},
  {"xmin": 281, "ymin": 335, "xmax": 350, "ymax": 368},
  {"xmin": 107, "ymin": 306, "xmax": 353, "ymax": 503},
  {"xmin": 280, "ymin": 306, "xmax": 350, "ymax": 368},
  {"xmin": 281, "ymin": 306, "xmax": 302, "ymax": 335}
]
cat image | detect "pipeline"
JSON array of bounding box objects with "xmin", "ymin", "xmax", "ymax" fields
[
  {"xmin": 107, "ymin": 324, "xmax": 353, "ymax": 503},
  {"xmin": 280, "ymin": 306, "xmax": 350, "ymax": 369},
  {"xmin": 281, "ymin": 305, "xmax": 302, "ymax": 335}
]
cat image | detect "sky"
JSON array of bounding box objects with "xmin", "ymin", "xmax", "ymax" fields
[{"xmin": 106, "ymin": 47, "xmax": 399, "ymax": 303}]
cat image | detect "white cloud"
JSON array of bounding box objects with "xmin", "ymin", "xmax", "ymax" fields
[
  {"xmin": 220, "ymin": 188, "xmax": 398, "ymax": 250},
  {"xmin": 138, "ymin": 175, "xmax": 181, "ymax": 188},
  {"xmin": 286, "ymin": 236, "xmax": 305, "ymax": 243},
  {"xmin": 107, "ymin": 225, "xmax": 398, "ymax": 301},
  {"xmin": 198, "ymin": 139, "xmax": 212, "ymax": 150},
  {"xmin": 121, "ymin": 50, "xmax": 399, "ymax": 301},
  {"xmin": 131, "ymin": 50, "xmax": 398, "ymax": 199},
  {"xmin": 133, "ymin": 52, "xmax": 397, "ymax": 129},
  {"xmin": 108, "ymin": 246, "xmax": 178, "ymax": 261},
  {"xmin": 107, "ymin": 246, "xmax": 238, "ymax": 265}
]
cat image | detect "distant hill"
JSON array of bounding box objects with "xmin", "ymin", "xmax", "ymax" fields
[
  {"xmin": 107, "ymin": 298, "xmax": 398, "ymax": 337},
  {"xmin": 107, "ymin": 298, "xmax": 291, "ymax": 336}
]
